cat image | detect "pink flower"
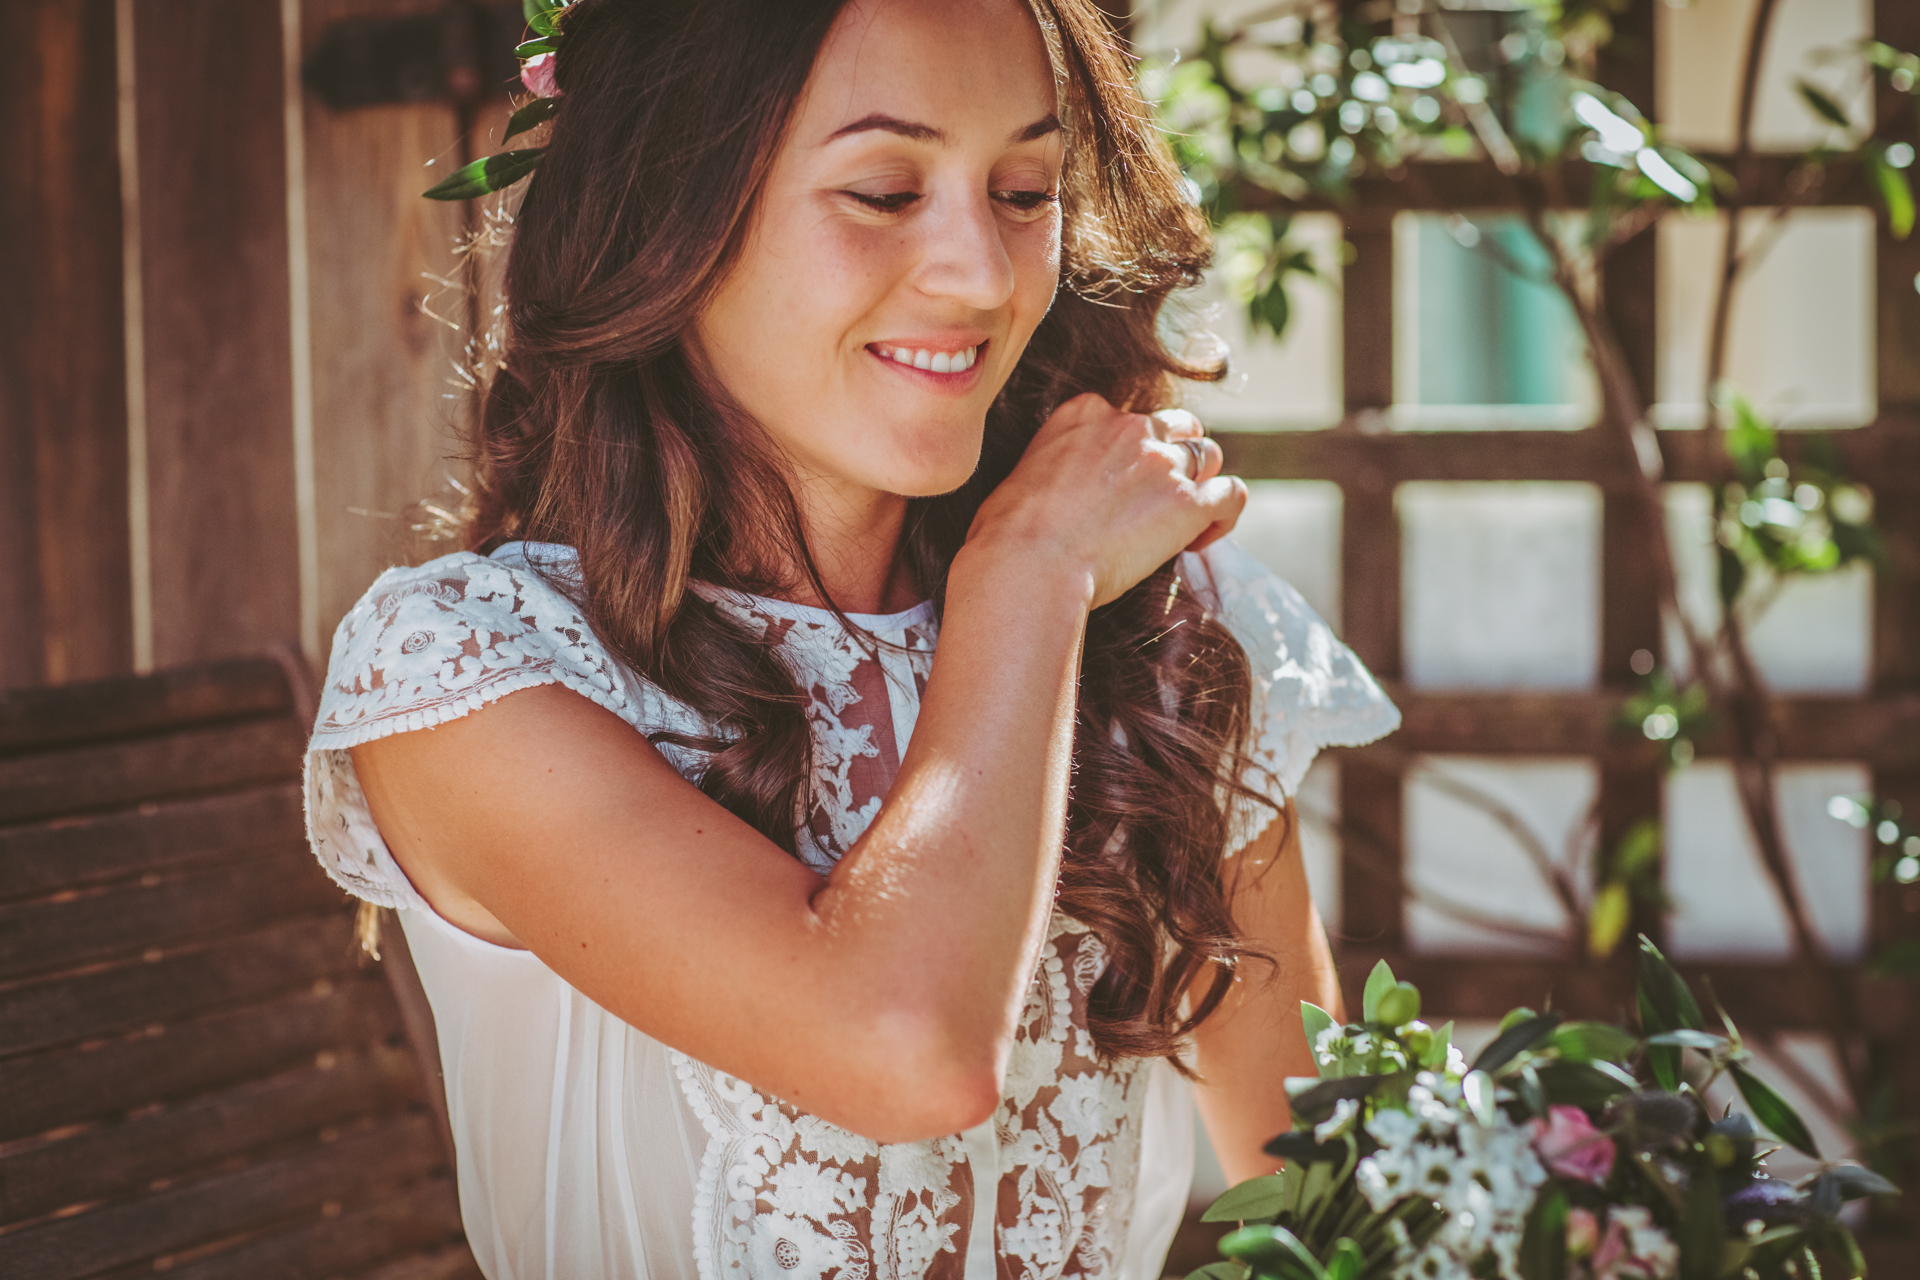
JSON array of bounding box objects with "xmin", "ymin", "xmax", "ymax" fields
[
  {"xmin": 520, "ymin": 52, "xmax": 559, "ymax": 98},
  {"xmin": 1531, "ymin": 1104, "xmax": 1616, "ymax": 1186},
  {"xmin": 1567, "ymin": 1207, "xmax": 1600, "ymax": 1259}
]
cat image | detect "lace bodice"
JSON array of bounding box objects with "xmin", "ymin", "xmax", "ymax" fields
[{"xmin": 304, "ymin": 538, "xmax": 1397, "ymax": 1280}]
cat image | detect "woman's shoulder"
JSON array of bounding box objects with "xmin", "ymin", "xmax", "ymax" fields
[
  {"xmin": 309, "ymin": 544, "xmax": 681, "ymax": 753},
  {"xmin": 1182, "ymin": 536, "xmax": 1401, "ymax": 800}
]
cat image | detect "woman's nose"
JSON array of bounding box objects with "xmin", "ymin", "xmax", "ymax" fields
[{"xmin": 911, "ymin": 191, "xmax": 1017, "ymax": 311}]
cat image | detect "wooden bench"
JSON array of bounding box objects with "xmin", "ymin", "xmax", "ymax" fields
[{"xmin": 0, "ymin": 655, "xmax": 480, "ymax": 1280}]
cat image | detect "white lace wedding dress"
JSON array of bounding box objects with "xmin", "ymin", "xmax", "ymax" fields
[{"xmin": 304, "ymin": 537, "xmax": 1398, "ymax": 1280}]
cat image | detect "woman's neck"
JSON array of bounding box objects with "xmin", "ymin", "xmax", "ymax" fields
[{"xmin": 785, "ymin": 472, "xmax": 921, "ymax": 616}]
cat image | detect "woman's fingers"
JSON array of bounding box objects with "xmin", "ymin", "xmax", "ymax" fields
[
  {"xmin": 1150, "ymin": 408, "xmax": 1203, "ymax": 441},
  {"xmin": 1186, "ymin": 474, "xmax": 1247, "ymax": 552}
]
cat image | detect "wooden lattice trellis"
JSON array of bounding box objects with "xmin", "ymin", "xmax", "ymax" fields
[{"xmin": 1197, "ymin": 0, "xmax": 1920, "ymax": 1262}]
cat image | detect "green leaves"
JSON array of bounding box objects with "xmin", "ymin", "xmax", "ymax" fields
[
  {"xmin": 1535, "ymin": 1058, "xmax": 1636, "ymax": 1107},
  {"xmin": 422, "ymin": 149, "xmax": 547, "ymax": 201},
  {"xmin": 1301, "ymin": 1001, "xmax": 1336, "ymax": 1077},
  {"xmin": 502, "ymin": 95, "xmax": 561, "ymax": 145},
  {"xmin": 1549, "ymin": 1020, "xmax": 1640, "ymax": 1064},
  {"xmin": 1473, "ymin": 1011, "xmax": 1563, "ymax": 1074},
  {"xmin": 522, "ymin": 0, "xmax": 568, "ymax": 37},
  {"xmin": 1360, "ymin": 960, "xmax": 1395, "ymax": 1022},
  {"xmin": 1868, "ymin": 144, "xmax": 1915, "ymax": 239},
  {"xmin": 1203, "ymin": 1174, "xmax": 1294, "ymax": 1223},
  {"xmin": 1795, "ymin": 79, "xmax": 1854, "ymax": 131},
  {"xmin": 514, "ymin": 36, "xmax": 555, "ymax": 59},
  {"xmin": 1218, "ymin": 1224, "xmax": 1328, "ymax": 1280},
  {"xmin": 1518, "ymin": 1183, "xmax": 1568, "ymax": 1280},
  {"xmin": 1731, "ymin": 1062, "xmax": 1819, "ymax": 1157},
  {"xmin": 1636, "ymin": 936, "xmax": 1705, "ymax": 1032}
]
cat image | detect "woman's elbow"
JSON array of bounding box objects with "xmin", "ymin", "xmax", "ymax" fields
[{"xmin": 848, "ymin": 1013, "xmax": 1004, "ymax": 1144}]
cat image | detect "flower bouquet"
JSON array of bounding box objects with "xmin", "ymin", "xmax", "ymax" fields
[{"xmin": 1192, "ymin": 937, "xmax": 1897, "ymax": 1280}]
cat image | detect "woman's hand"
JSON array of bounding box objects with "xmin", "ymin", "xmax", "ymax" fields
[{"xmin": 967, "ymin": 394, "xmax": 1247, "ymax": 609}]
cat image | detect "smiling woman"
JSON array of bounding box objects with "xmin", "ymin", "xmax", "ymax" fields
[{"xmin": 302, "ymin": 1, "xmax": 1398, "ymax": 1277}]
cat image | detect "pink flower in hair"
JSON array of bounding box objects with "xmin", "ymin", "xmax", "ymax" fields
[
  {"xmin": 521, "ymin": 52, "xmax": 559, "ymax": 98},
  {"xmin": 1531, "ymin": 1105, "xmax": 1616, "ymax": 1186}
]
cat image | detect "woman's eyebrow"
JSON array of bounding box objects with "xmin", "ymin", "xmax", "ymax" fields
[{"xmin": 825, "ymin": 112, "xmax": 1062, "ymax": 145}]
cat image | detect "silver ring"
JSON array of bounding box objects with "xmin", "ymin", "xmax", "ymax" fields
[{"xmin": 1181, "ymin": 437, "xmax": 1206, "ymax": 480}]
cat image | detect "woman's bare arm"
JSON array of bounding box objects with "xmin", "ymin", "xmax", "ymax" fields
[
  {"xmin": 350, "ymin": 394, "xmax": 1246, "ymax": 1145},
  {"xmin": 1189, "ymin": 803, "xmax": 1345, "ymax": 1183}
]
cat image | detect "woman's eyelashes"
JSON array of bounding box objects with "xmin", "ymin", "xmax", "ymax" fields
[{"xmin": 839, "ymin": 187, "xmax": 1059, "ymax": 218}]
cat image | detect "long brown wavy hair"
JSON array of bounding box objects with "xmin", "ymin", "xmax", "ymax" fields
[{"xmin": 468, "ymin": 0, "xmax": 1278, "ymax": 1063}]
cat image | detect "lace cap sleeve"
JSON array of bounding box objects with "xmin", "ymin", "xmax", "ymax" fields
[
  {"xmin": 1183, "ymin": 538, "xmax": 1401, "ymax": 854},
  {"xmin": 303, "ymin": 551, "xmax": 679, "ymax": 908}
]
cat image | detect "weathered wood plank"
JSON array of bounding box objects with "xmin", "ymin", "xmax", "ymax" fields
[
  {"xmin": 1238, "ymin": 153, "xmax": 1876, "ymax": 215},
  {"xmin": 131, "ymin": 0, "xmax": 301, "ymax": 668},
  {"xmin": 1, "ymin": 1043, "xmax": 419, "ymax": 1224},
  {"xmin": 0, "ymin": 911, "xmax": 359, "ymax": 1059},
  {"xmin": 0, "ymin": 0, "xmax": 131, "ymax": 692},
  {"xmin": 0, "ymin": 658, "xmax": 291, "ymax": 755},
  {"xmin": 163, "ymin": 1173, "xmax": 466, "ymax": 1280},
  {"xmin": 354, "ymin": 1241, "xmax": 486, "ymax": 1280},
  {"xmin": 0, "ymin": 1111, "xmax": 443, "ymax": 1280},
  {"xmin": 0, "ymin": 785, "xmax": 305, "ymax": 902},
  {"xmin": 0, "ymin": 719, "xmax": 305, "ymax": 825},
  {"xmin": 302, "ymin": 0, "xmax": 478, "ymax": 653},
  {"xmin": 1352, "ymin": 687, "xmax": 1920, "ymax": 768},
  {"xmin": 1217, "ymin": 416, "xmax": 1920, "ymax": 490},
  {"xmin": 0, "ymin": 848, "xmax": 343, "ymax": 981},
  {"xmin": 1334, "ymin": 948, "xmax": 1916, "ymax": 1037},
  {"xmin": 0, "ymin": 975, "xmax": 397, "ymax": 1143}
]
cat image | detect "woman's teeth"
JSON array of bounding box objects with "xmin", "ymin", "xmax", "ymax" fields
[{"xmin": 876, "ymin": 344, "xmax": 978, "ymax": 373}]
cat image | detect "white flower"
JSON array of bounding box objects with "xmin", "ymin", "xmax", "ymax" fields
[
  {"xmin": 1367, "ymin": 1107, "xmax": 1420, "ymax": 1151},
  {"xmin": 1315, "ymin": 1097, "xmax": 1361, "ymax": 1143}
]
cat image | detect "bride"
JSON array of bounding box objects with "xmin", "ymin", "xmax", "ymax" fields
[{"xmin": 304, "ymin": 0, "xmax": 1397, "ymax": 1275}]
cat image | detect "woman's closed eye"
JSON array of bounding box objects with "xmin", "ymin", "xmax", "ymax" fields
[{"xmin": 840, "ymin": 188, "xmax": 1059, "ymax": 217}]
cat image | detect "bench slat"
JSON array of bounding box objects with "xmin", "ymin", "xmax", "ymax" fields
[
  {"xmin": 1, "ymin": 1043, "xmax": 420, "ymax": 1224},
  {"xmin": 0, "ymin": 719, "xmax": 305, "ymax": 825},
  {"xmin": 0, "ymin": 786, "xmax": 304, "ymax": 902},
  {"xmin": 0, "ymin": 847, "xmax": 343, "ymax": 980},
  {"xmin": 0, "ymin": 975, "xmax": 397, "ymax": 1143},
  {"xmin": 162, "ymin": 1173, "xmax": 464, "ymax": 1280},
  {"xmin": 346, "ymin": 1240, "xmax": 486, "ymax": 1280},
  {"xmin": 0, "ymin": 658, "xmax": 291, "ymax": 756},
  {"xmin": 0, "ymin": 1112, "xmax": 443, "ymax": 1280},
  {"xmin": 0, "ymin": 913, "xmax": 359, "ymax": 1058}
]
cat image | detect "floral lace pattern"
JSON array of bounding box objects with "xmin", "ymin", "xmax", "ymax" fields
[{"xmin": 301, "ymin": 539, "xmax": 1399, "ymax": 1280}]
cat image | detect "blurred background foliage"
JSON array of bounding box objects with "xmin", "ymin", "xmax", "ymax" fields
[{"xmin": 1140, "ymin": 0, "xmax": 1918, "ymax": 1202}]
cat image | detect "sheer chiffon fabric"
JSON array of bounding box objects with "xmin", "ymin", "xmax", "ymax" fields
[{"xmin": 304, "ymin": 538, "xmax": 1398, "ymax": 1280}]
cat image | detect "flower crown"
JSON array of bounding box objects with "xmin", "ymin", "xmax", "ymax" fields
[{"xmin": 423, "ymin": 0, "xmax": 570, "ymax": 200}]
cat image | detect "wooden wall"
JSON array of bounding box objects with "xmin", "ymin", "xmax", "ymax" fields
[{"xmin": 2, "ymin": 0, "xmax": 495, "ymax": 691}]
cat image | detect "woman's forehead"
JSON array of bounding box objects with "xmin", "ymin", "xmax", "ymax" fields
[{"xmin": 795, "ymin": 0, "xmax": 1058, "ymax": 147}]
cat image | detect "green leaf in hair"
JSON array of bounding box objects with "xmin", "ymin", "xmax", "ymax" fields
[
  {"xmin": 423, "ymin": 148, "xmax": 548, "ymax": 201},
  {"xmin": 503, "ymin": 96, "xmax": 562, "ymax": 145}
]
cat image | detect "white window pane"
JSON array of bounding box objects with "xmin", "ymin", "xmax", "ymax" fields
[
  {"xmin": 1657, "ymin": 210, "xmax": 1876, "ymax": 427},
  {"xmin": 1392, "ymin": 214, "xmax": 1595, "ymax": 428},
  {"xmin": 1232, "ymin": 480, "xmax": 1343, "ymax": 628},
  {"xmin": 1400, "ymin": 482, "xmax": 1602, "ymax": 690},
  {"xmin": 1404, "ymin": 756, "xmax": 1596, "ymax": 956},
  {"xmin": 1178, "ymin": 213, "xmax": 1345, "ymax": 430},
  {"xmin": 1664, "ymin": 761, "xmax": 1870, "ymax": 961},
  {"xmin": 1296, "ymin": 758, "xmax": 1342, "ymax": 935},
  {"xmin": 1663, "ymin": 484, "xmax": 1872, "ymax": 694},
  {"xmin": 1659, "ymin": 0, "xmax": 1873, "ymax": 153}
]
